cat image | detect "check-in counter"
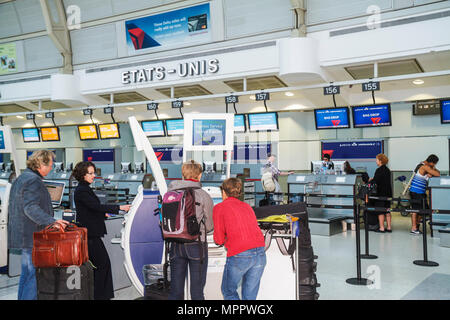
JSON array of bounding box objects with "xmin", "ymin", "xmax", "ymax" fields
[
  {"xmin": 287, "ymin": 174, "xmax": 363, "ymax": 236},
  {"xmin": 429, "ymin": 176, "xmax": 450, "ymax": 246}
]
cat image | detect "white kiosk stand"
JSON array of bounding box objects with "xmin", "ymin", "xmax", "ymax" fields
[
  {"xmin": 0, "ymin": 126, "xmax": 19, "ymax": 270},
  {"xmin": 183, "ymin": 113, "xmax": 234, "ymax": 299}
]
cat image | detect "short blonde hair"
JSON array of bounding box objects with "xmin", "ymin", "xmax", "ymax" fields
[
  {"xmin": 181, "ymin": 160, "xmax": 203, "ymax": 180},
  {"xmin": 26, "ymin": 150, "xmax": 55, "ymax": 171},
  {"xmin": 376, "ymin": 153, "xmax": 389, "ymax": 165}
]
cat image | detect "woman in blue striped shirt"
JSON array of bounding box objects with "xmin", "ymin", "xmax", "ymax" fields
[{"xmin": 409, "ymin": 154, "xmax": 440, "ymax": 235}]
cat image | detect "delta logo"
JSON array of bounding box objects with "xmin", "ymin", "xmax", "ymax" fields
[
  {"xmin": 331, "ymin": 120, "xmax": 341, "ymax": 126},
  {"xmin": 371, "ymin": 117, "xmax": 381, "ymax": 124},
  {"xmin": 155, "ymin": 152, "xmax": 164, "ymax": 161}
]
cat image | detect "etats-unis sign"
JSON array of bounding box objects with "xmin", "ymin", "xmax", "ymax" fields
[{"xmin": 121, "ymin": 58, "xmax": 219, "ymax": 84}]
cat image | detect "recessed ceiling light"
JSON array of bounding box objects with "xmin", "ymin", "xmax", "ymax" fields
[
  {"xmin": 59, "ymin": 113, "xmax": 66, "ymax": 116},
  {"xmin": 185, "ymin": 102, "xmax": 191, "ymax": 106},
  {"xmin": 126, "ymin": 107, "xmax": 135, "ymax": 110},
  {"xmin": 36, "ymin": 114, "xmax": 43, "ymax": 118},
  {"xmin": 285, "ymin": 92, "xmax": 294, "ymax": 97},
  {"xmin": 413, "ymin": 79, "xmax": 424, "ymax": 85},
  {"xmin": 16, "ymin": 115, "xmax": 24, "ymax": 119},
  {"xmin": 249, "ymin": 96, "xmax": 256, "ymax": 100}
]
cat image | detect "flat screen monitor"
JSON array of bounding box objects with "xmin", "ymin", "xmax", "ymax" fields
[
  {"xmin": 165, "ymin": 119, "xmax": 184, "ymax": 136},
  {"xmin": 248, "ymin": 112, "xmax": 279, "ymax": 132},
  {"xmin": 352, "ymin": 104, "xmax": 392, "ymax": 128},
  {"xmin": 40, "ymin": 126, "xmax": 60, "ymax": 141},
  {"xmin": 314, "ymin": 107, "xmax": 350, "ymax": 130},
  {"xmin": 234, "ymin": 114, "xmax": 246, "ymax": 133},
  {"xmin": 141, "ymin": 120, "xmax": 166, "ymax": 137},
  {"xmin": 22, "ymin": 128, "xmax": 40, "ymax": 143},
  {"xmin": 98, "ymin": 123, "xmax": 120, "ymax": 139},
  {"xmin": 440, "ymin": 99, "xmax": 450, "ymax": 124},
  {"xmin": 78, "ymin": 125, "xmax": 99, "ymax": 140},
  {"xmin": 192, "ymin": 119, "xmax": 226, "ymax": 146},
  {"xmin": 43, "ymin": 180, "xmax": 65, "ymax": 208}
]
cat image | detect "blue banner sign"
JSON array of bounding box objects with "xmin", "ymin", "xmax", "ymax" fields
[
  {"xmin": 322, "ymin": 140, "xmax": 383, "ymax": 160},
  {"xmin": 83, "ymin": 149, "xmax": 115, "ymax": 162}
]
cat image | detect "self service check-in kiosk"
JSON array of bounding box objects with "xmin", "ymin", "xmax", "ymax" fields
[
  {"xmin": 122, "ymin": 114, "xmax": 234, "ymax": 298},
  {"xmin": 0, "ymin": 126, "xmax": 19, "ymax": 273}
]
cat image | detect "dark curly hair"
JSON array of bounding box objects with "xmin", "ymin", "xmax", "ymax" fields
[{"xmin": 72, "ymin": 161, "xmax": 96, "ymax": 182}]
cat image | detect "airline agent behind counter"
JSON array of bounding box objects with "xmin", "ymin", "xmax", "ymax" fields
[{"xmin": 72, "ymin": 161, "xmax": 131, "ymax": 300}]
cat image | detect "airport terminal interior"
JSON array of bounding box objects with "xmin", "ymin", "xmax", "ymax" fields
[{"xmin": 1, "ymin": 0, "xmax": 450, "ymax": 301}]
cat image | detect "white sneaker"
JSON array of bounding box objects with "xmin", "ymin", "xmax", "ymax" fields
[{"xmin": 410, "ymin": 229, "xmax": 422, "ymax": 235}]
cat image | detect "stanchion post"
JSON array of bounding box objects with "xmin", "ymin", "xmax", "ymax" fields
[
  {"xmin": 413, "ymin": 197, "xmax": 438, "ymax": 267},
  {"xmin": 346, "ymin": 202, "xmax": 373, "ymax": 285},
  {"xmin": 361, "ymin": 204, "xmax": 378, "ymax": 260}
]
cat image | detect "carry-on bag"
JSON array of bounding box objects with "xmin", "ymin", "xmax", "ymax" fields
[
  {"xmin": 36, "ymin": 261, "xmax": 94, "ymax": 300},
  {"xmin": 143, "ymin": 242, "xmax": 170, "ymax": 300},
  {"xmin": 33, "ymin": 223, "xmax": 89, "ymax": 268}
]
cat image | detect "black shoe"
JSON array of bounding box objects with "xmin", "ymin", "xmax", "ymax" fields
[
  {"xmin": 374, "ymin": 229, "xmax": 385, "ymax": 233},
  {"xmin": 385, "ymin": 229, "xmax": 392, "ymax": 233}
]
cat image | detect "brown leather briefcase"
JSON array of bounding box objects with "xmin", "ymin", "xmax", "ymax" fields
[{"xmin": 32, "ymin": 223, "xmax": 89, "ymax": 268}]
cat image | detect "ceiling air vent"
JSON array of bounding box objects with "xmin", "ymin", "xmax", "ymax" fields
[
  {"xmin": 99, "ymin": 92, "xmax": 148, "ymax": 103},
  {"xmin": 0, "ymin": 104, "xmax": 31, "ymax": 113},
  {"xmin": 30, "ymin": 100, "xmax": 70, "ymax": 109},
  {"xmin": 155, "ymin": 85, "xmax": 212, "ymax": 98},
  {"xmin": 345, "ymin": 59, "xmax": 424, "ymax": 80},
  {"xmin": 224, "ymin": 76, "xmax": 287, "ymax": 92}
]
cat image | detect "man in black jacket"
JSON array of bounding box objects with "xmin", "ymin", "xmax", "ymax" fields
[{"xmin": 8, "ymin": 150, "xmax": 68, "ymax": 300}]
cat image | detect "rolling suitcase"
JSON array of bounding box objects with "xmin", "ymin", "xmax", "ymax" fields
[{"xmin": 36, "ymin": 261, "xmax": 94, "ymax": 300}]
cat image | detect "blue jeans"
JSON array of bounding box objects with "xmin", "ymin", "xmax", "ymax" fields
[
  {"xmin": 18, "ymin": 249, "xmax": 37, "ymax": 300},
  {"xmin": 168, "ymin": 242, "xmax": 208, "ymax": 300},
  {"xmin": 221, "ymin": 247, "xmax": 266, "ymax": 300}
]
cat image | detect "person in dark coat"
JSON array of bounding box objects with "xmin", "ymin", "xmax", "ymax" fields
[
  {"xmin": 370, "ymin": 154, "xmax": 393, "ymax": 233},
  {"xmin": 73, "ymin": 161, "xmax": 131, "ymax": 300}
]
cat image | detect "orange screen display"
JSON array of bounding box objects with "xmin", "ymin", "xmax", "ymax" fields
[
  {"xmin": 78, "ymin": 125, "xmax": 98, "ymax": 140},
  {"xmin": 40, "ymin": 127, "xmax": 60, "ymax": 141},
  {"xmin": 98, "ymin": 123, "xmax": 120, "ymax": 139}
]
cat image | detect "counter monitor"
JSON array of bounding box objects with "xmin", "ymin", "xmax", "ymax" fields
[
  {"xmin": 78, "ymin": 125, "xmax": 99, "ymax": 140},
  {"xmin": 440, "ymin": 99, "xmax": 450, "ymax": 124},
  {"xmin": 40, "ymin": 126, "xmax": 60, "ymax": 141},
  {"xmin": 247, "ymin": 112, "xmax": 279, "ymax": 132},
  {"xmin": 314, "ymin": 107, "xmax": 350, "ymax": 130},
  {"xmin": 141, "ymin": 120, "xmax": 166, "ymax": 137},
  {"xmin": 98, "ymin": 123, "xmax": 120, "ymax": 139},
  {"xmin": 352, "ymin": 104, "xmax": 392, "ymax": 128},
  {"xmin": 22, "ymin": 128, "xmax": 40, "ymax": 143}
]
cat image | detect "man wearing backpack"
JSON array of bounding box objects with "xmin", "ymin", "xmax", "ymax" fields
[{"xmin": 165, "ymin": 160, "xmax": 214, "ymax": 300}]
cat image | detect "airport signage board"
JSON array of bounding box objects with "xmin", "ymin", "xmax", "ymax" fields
[{"xmin": 125, "ymin": 3, "xmax": 211, "ymax": 53}]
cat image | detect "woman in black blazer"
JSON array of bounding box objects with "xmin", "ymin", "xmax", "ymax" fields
[
  {"xmin": 73, "ymin": 161, "xmax": 131, "ymax": 300},
  {"xmin": 370, "ymin": 154, "xmax": 393, "ymax": 233}
]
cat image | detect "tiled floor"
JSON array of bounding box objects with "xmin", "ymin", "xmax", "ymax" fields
[{"xmin": 1, "ymin": 212, "xmax": 449, "ymax": 300}]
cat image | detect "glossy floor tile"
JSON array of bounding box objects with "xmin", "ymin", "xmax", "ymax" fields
[{"xmin": 1, "ymin": 212, "xmax": 449, "ymax": 300}]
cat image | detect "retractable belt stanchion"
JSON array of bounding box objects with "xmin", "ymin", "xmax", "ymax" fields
[
  {"xmin": 413, "ymin": 198, "xmax": 439, "ymax": 267},
  {"xmin": 361, "ymin": 195, "xmax": 378, "ymax": 260},
  {"xmin": 346, "ymin": 203, "xmax": 373, "ymax": 286}
]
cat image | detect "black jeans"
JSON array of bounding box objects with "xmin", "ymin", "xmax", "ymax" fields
[{"xmin": 168, "ymin": 242, "xmax": 208, "ymax": 300}]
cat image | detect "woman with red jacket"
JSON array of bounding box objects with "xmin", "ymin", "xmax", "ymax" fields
[{"xmin": 213, "ymin": 178, "xmax": 266, "ymax": 300}]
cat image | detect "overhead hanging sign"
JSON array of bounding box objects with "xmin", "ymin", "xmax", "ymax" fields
[{"xmin": 125, "ymin": 3, "xmax": 211, "ymax": 53}]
